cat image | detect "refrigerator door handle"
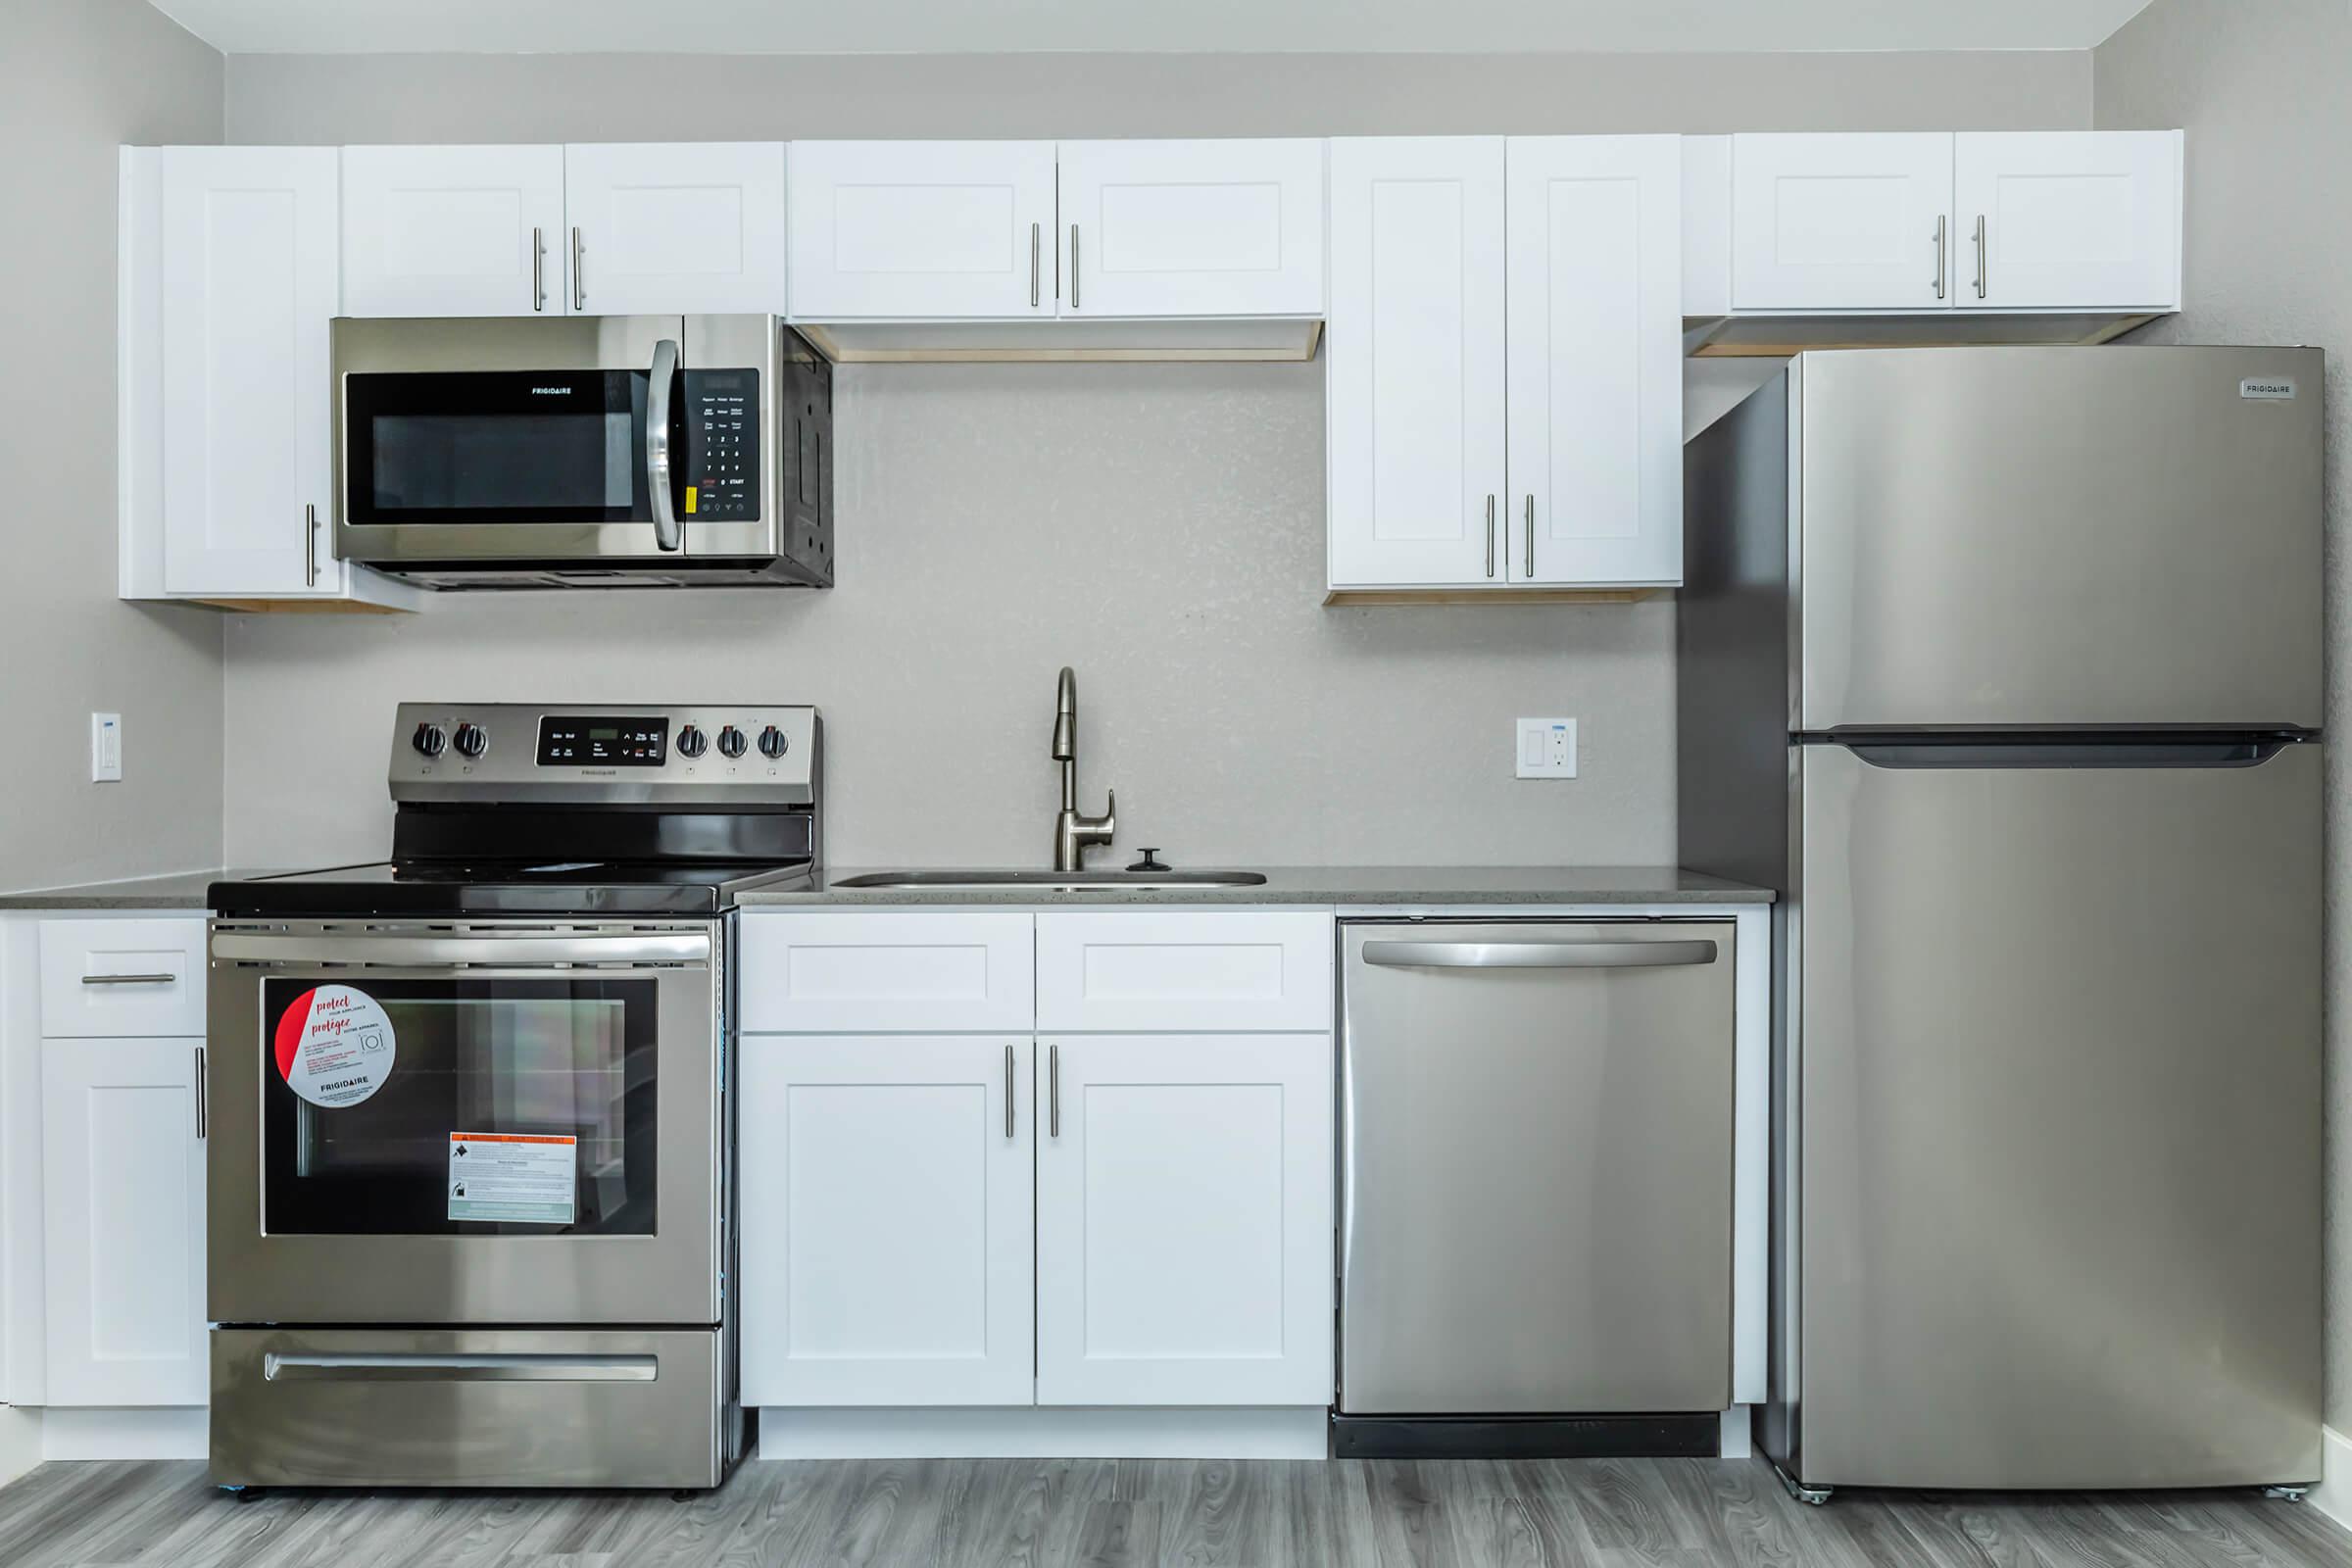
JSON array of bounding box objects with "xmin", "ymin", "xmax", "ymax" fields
[{"xmin": 1834, "ymin": 737, "xmax": 2299, "ymax": 771}]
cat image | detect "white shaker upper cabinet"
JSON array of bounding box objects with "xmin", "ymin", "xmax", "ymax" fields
[
  {"xmin": 1505, "ymin": 136, "xmax": 1683, "ymax": 587},
  {"xmin": 1731, "ymin": 133, "xmax": 1956, "ymax": 311},
  {"xmin": 1326, "ymin": 137, "xmax": 1507, "ymax": 589},
  {"xmin": 159, "ymin": 146, "xmax": 340, "ymax": 598},
  {"xmin": 1953, "ymin": 131, "xmax": 2181, "ymax": 311},
  {"xmin": 1055, "ymin": 140, "xmax": 1325, "ymax": 318},
  {"xmin": 563, "ymin": 142, "xmax": 786, "ymax": 316},
  {"xmin": 787, "ymin": 141, "xmax": 1056, "ymax": 318},
  {"xmin": 340, "ymin": 145, "xmax": 567, "ymax": 318}
]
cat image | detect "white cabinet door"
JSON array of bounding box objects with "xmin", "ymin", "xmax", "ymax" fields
[
  {"xmin": 1731, "ymin": 133, "xmax": 1955, "ymax": 311},
  {"xmin": 1326, "ymin": 137, "xmax": 1507, "ymax": 589},
  {"xmin": 788, "ymin": 141, "xmax": 1056, "ymax": 318},
  {"xmin": 1953, "ymin": 131, "xmax": 2181, "ymax": 311},
  {"xmin": 1036, "ymin": 1034, "xmax": 1333, "ymax": 1406},
  {"xmin": 40, "ymin": 1038, "xmax": 207, "ymax": 1406},
  {"xmin": 564, "ymin": 142, "xmax": 787, "ymax": 316},
  {"xmin": 1506, "ymin": 136, "xmax": 1683, "ymax": 587},
  {"xmin": 737, "ymin": 912, "xmax": 1035, "ymax": 1034},
  {"xmin": 159, "ymin": 146, "xmax": 339, "ymax": 597},
  {"xmin": 740, "ymin": 1036, "xmax": 1035, "ymax": 1407},
  {"xmin": 1056, "ymin": 140, "xmax": 1324, "ymax": 318},
  {"xmin": 341, "ymin": 145, "xmax": 566, "ymax": 317},
  {"xmin": 1035, "ymin": 911, "xmax": 1333, "ymax": 1034}
]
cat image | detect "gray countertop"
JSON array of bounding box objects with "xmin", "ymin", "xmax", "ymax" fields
[
  {"xmin": 0, "ymin": 865, "xmax": 1774, "ymax": 911},
  {"xmin": 742, "ymin": 865, "xmax": 1773, "ymax": 906}
]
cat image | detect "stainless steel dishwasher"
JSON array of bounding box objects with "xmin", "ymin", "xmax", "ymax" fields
[{"xmin": 1336, "ymin": 918, "xmax": 1736, "ymax": 1458}]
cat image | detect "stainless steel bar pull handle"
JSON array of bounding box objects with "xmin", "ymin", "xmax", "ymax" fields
[
  {"xmin": 1361, "ymin": 939, "xmax": 1719, "ymax": 969},
  {"xmin": 532, "ymin": 224, "xmax": 547, "ymax": 312},
  {"xmin": 647, "ymin": 338, "xmax": 681, "ymax": 552},
  {"xmin": 1933, "ymin": 215, "xmax": 1947, "ymax": 300},
  {"xmin": 1049, "ymin": 1044, "xmax": 1061, "ymax": 1138},
  {"xmin": 1973, "ymin": 214, "xmax": 1987, "ymax": 300},
  {"xmin": 1485, "ymin": 495, "xmax": 1496, "ymax": 579},
  {"xmin": 1068, "ymin": 225, "xmax": 1080, "ymax": 311},
  {"xmin": 1030, "ymin": 222, "xmax": 1041, "ymax": 309},
  {"xmin": 571, "ymin": 225, "xmax": 585, "ymax": 311},
  {"xmin": 211, "ymin": 931, "xmax": 710, "ymax": 966},
  {"xmin": 193, "ymin": 1046, "xmax": 206, "ymax": 1140},
  {"xmin": 1523, "ymin": 496, "xmax": 1535, "ymax": 579},
  {"xmin": 304, "ymin": 504, "xmax": 319, "ymax": 588},
  {"xmin": 1004, "ymin": 1044, "xmax": 1015, "ymax": 1138},
  {"xmin": 81, "ymin": 972, "xmax": 174, "ymax": 986},
  {"xmin": 265, "ymin": 1352, "xmax": 657, "ymax": 1384}
]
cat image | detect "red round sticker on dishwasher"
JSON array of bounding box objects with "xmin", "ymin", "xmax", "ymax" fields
[{"xmin": 273, "ymin": 985, "xmax": 396, "ymax": 1108}]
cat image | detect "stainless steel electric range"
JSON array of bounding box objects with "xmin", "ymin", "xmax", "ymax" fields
[{"xmin": 203, "ymin": 702, "xmax": 821, "ymax": 1492}]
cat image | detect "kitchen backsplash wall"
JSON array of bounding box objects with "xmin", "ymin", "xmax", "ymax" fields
[
  {"xmin": 0, "ymin": 0, "xmax": 224, "ymax": 895},
  {"xmin": 219, "ymin": 48, "xmax": 2089, "ymax": 868}
]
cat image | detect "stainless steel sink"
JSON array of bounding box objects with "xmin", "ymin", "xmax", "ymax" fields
[{"xmin": 833, "ymin": 869, "xmax": 1268, "ymax": 892}]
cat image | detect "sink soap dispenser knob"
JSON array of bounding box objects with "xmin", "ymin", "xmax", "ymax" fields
[{"xmin": 1128, "ymin": 849, "xmax": 1170, "ymax": 872}]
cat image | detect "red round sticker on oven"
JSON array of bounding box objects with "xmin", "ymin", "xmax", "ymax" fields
[{"xmin": 273, "ymin": 985, "xmax": 396, "ymax": 1108}]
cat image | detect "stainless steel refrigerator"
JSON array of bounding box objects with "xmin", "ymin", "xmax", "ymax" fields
[{"xmin": 1679, "ymin": 346, "xmax": 2325, "ymax": 1497}]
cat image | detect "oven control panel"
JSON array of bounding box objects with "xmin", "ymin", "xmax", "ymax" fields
[
  {"xmin": 393, "ymin": 703, "xmax": 819, "ymax": 805},
  {"xmin": 680, "ymin": 369, "xmax": 760, "ymax": 521}
]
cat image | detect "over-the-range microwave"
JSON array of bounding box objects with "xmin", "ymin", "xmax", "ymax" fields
[{"xmin": 330, "ymin": 315, "xmax": 832, "ymax": 589}]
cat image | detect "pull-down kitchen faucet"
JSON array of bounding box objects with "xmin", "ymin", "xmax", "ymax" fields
[{"xmin": 1051, "ymin": 666, "xmax": 1115, "ymax": 872}]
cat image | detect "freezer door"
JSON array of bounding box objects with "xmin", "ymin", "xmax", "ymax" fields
[
  {"xmin": 1795, "ymin": 346, "xmax": 2323, "ymax": 730},
  {"xmin": 1788, "ymin": 741, "xmax": 2323, "ymax": 1489},
  {"xmin": 1339, "ymin": 921, "xmax": 1736, "ymax": 1415}
]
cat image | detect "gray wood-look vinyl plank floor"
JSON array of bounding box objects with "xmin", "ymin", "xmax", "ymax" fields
[{"xmin": 0, "ymin": 1455, "xmax": 2344, "ymax": 1568}]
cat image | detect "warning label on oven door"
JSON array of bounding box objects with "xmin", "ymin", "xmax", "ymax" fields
[{"xmin": 447, "ymin": 1133, "xmax": 576, "ymax": 1224}]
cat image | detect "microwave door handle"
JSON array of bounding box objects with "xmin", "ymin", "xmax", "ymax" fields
[{"xmin": 647, "ymin": 337, "xmax": 681, "ymax": 552}]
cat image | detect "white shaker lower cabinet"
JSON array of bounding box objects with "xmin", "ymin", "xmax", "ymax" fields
[
  {"xmin": 38, "ymin": 1038, "xmax": 208, "ymax": 1407},
  {"xmin": 739, "ymin": 1035, "xmax": 1035, "ymax": 1407},
  {"xmin": 1034, "ymin": 1034, "xmax": 1333, "ymax": 1406}
]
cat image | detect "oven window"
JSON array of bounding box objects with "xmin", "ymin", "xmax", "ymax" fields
[
  {"xmin": 343, "ymin": 369, "xmax": 657, "ymax": 525},
  {"xmin": 262, "ymin": 977, "xmax": 658, "ymax": 1237}
]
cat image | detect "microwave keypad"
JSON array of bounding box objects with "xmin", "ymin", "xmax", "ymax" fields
[{"xmin": 681, "ymin": 369, "xmax": 760, "ymax": 520}]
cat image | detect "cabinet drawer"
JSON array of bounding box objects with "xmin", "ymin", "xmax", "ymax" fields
[
  {"xmin": 38, "ymin": 919, "xmax": 207, "ymax": 1037},
  {"xmin": 739, "ymin": 913, "xmax": 1034, "ymax": 1033},
  {"xmin": 1036, "ymin": 912, "xmax": 1332, "ymax": 1032}
]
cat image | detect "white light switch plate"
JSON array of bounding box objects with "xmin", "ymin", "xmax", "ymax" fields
[
  {"xmin": 90, "ymin": 712, "xmax": 122, "ymax": 782},
  {"xmin": 1515, "ymin": 717, "xmax": 1577, "ymax": 779}
]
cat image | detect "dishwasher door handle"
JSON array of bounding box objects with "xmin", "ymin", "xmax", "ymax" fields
[{"xmin": 1359, "ymin": 939, "xmax": 1718, "ymax": 969}]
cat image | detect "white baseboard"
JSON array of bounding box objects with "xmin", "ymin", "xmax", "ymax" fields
[
  {"xmin": 1719, "ymin": 1405, "xmax": 1753, "ymax": 1460},
  {"xmin": 39, "ymin": 1407, "xmax": 206, "ymax": 1462},
  {"xmin": 0, "ymin": 1406, "xmax": 40, "ymax": 1485},
  {"xmin": 757, "ymin": 1406, "xmax": 1327, "ymax": 1461},
  {"xmin": 2311, "ymin": 1424, "xmax": 2351, "ymax": 1530}
]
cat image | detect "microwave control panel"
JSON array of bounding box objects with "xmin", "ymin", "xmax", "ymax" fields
[{"xmin": 681, "ymin": 368, "xmax": 760, "ymax": 520}]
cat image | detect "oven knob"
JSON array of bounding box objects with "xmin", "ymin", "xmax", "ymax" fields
[
  {"xmin": 758, "ymin": 725, "xmax": 789, "ymax": 759},
  {"xmin": 411, "ymin": 722, "xmax": 447, "ymax": 759},
  {"xmin": 676, "ymin": 724, "xmax": 709, "ymax": 759},
  {"xmin": 452, "ymin": 724, "xmax": 487, "ymax": 759},
  {"xmin": 717, "ymin": 725, "xmax": 748, "ymax": 759}
]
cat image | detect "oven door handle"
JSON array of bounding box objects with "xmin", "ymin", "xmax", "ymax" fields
[
  {"xmin": 210, "ymin": 931, "xmax": 710, "ymax": 967},
  {"xmin": 647, "ymin": 337, "xmax": 681, "ymax": 552},
  {"xmin": 265, "ymin": 1351, "xmax": 657, "ymax": 1384}
]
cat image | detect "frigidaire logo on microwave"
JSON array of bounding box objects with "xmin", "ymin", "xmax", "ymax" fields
[{"xmin": 529, "ymin": 386, "xmax": 572, "ymax": 396}]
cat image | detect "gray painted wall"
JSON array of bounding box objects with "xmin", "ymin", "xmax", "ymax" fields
[
  {"xmin": 218, "ymin": 49, "xmax": 2087, "ymax": 870},
  {"xmin": 2096, "ymin": 0, "xmax": 2351, "ymax": 1434},
  {"xmin": 0, "ymin": 0, "xmax": 223, "ymax": 894}
]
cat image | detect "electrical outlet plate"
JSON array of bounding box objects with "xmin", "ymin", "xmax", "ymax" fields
[
  {"xmin": 90, "ymin": 712, "xmax": 122, "ymax": 783},
  {"xmin": 1515, "ymin": 717, "xmax": 1577, "ymax": 779}
]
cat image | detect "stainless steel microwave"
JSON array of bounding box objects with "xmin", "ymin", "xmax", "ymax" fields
[{"xmin": 331, "ymin": 315, "xmax": 832, "ymax": 589}]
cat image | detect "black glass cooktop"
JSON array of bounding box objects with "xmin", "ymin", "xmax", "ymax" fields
[{"xmin": 210, "ymin": 858, "xmax": 815, "ymax": 917}]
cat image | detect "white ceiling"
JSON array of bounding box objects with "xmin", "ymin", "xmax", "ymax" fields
[{"xmin": 152, "ymin": 0, "xmax": 2158, "ymax": 57}]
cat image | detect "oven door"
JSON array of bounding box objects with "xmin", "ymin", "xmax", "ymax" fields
[
  {"xmin": 333, "ymin": 314, "xmax": 689, "ymax": 565},
  {"xmin": 206, "ymin": 919, "xmax": 721, "ymax": 1327}
]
